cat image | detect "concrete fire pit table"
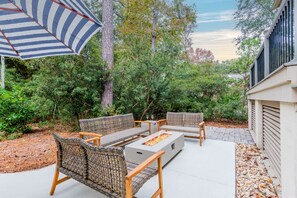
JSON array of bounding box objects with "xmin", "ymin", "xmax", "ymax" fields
[{"xmin": 125, "ymin": 131, "xmax": 184, "ymax": 168}]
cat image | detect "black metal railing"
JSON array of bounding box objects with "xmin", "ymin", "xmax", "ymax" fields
[
  {"xmin": 269, "ymin": 0, "xmax": 294, "ymax": 73},
  {"xmin": 257, "ymin": 49, "xmax": 265, "ymax": 82},
  {"xmin": 250, "ymin": 0, "xmax": 295, "ymax": 88}
]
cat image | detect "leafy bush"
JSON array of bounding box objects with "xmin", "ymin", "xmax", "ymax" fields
[
  {"xmin": 213, "ymin": 82, "xmax": 248, "ymax": 122},
  {"xmin": 161, "ymin": 62, "xmax": 248, "ymax": 122},
  {"xmin": 29, "ymin": 52, "xmax": 105, "ymax": 124},
  {"xmin": 0, "ymin": 87, "xmax": 34, "ymax": 137},
  {"xmin": 113, "ymin": 38, "xmax": 182, "ymax": 120}
]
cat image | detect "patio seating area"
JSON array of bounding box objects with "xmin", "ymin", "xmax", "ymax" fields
[
  {"xmin": 0, "ymin": 139, "xmax": 236, "ymax": 198},
  {"xmin": 0, "ymin": 0, "xmax": 286, "ymax": 197},
  {"xmin": 47, "ymin": 112, "xmax": 210, "ymax": 197}
]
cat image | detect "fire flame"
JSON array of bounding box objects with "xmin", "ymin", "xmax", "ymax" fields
[{"xmin": 143, "ymin": 133, "xmax": 171, "ymax": 146}]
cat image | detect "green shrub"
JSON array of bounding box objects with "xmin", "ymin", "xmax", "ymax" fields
[
  {"xmin": 213, "ymin": 101, "xmax": 248, "ymax": 121},
  {"xmin": 30, "ymin": 54, "xmax": 105, "ymax": 124},
  {"xmin": 0, "ymin": 87, "xmax": 34, "ymax": 137}
]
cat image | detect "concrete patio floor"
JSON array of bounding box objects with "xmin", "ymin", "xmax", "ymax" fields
[{"xmin": 0, "ymin": 139, "xmax": 235, "ymax": 198}]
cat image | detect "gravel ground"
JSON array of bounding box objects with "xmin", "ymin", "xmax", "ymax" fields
[{"xmin": 236, "ymin": 144, "xmax": 278, "ymax": 198}]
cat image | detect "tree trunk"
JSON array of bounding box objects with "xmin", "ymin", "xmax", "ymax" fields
[
  {"xmin": 101, "ymin": 0, "xmax": 114, "ymax": 108},
  {"xmin": 151, "ymin": 1, "xmax": 159, "ymax": 52},
  {"xmin": 1, "ymin": 56, "xmax": 5, "ymax": 89}
]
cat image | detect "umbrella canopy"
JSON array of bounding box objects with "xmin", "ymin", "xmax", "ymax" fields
[{"xmin": 0, "ymin": 0, "xmax": 102, "ymax": 60}]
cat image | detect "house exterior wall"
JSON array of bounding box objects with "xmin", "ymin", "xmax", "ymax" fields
[
  {"xmin": 254, "ymin": 100, "xmax": 263, "ymax": 148},
  {"xmin": 247, "ymin": 64, "xmax": 297, "ymax": 197},
  {"xmin": 280, "ymin": 102, "xmax": 297, "ymax": 198}
]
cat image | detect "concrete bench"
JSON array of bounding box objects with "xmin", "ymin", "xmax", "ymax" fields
[
  {"xmin": 79, "ymin": 113, "xmax": 151, "ymax": 146},
  {"xmin": 157, "ymin": 112, "xmax": 206, "ymax": 146}
]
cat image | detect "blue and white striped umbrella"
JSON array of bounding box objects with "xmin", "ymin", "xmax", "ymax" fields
[{"xmin": 0, "ymin": 0, "xmax": 102, "ymax": 60}]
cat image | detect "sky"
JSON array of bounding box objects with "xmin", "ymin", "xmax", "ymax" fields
[{"xmin": 185, "ymin": 0, "xmax": 241, "ymax": 61}]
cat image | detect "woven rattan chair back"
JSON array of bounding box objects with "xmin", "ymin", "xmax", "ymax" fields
[
  {"xmin": 80, "ymin": 141, "xmax": 128, "ymax": 198},
  {"xmin": 79, "ymin": 114, "xmax": 135, "ymax": 136},
  {"xmin": 183, "ymin": 113, "xmax": 203, "ymax": 127},
  {"xmin": 79, "ymin": 117, "xmax": 105, "ymax": 134},
  {"xmin": 53, "ymin": 133, "xmax": 86, "ymax": 178},
  {"xmin": 119, "ymin": 113, "xmax": 134, "ymax": 130},
  {"xmin": 166, "ymin": 112, "xmax": 184, "ymax": 126},
  {"xmin": 166, "ymin": 112, "xmax": 203, "ymax": 127}
]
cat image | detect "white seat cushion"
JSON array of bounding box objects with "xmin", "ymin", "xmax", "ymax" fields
[
  {"xmin": 160, "ymin": 125, "xmax": 199, "ymax": 133},
  {"xmin": 100, "ymin": 127, "xmax": 148, "ymax": 146}
]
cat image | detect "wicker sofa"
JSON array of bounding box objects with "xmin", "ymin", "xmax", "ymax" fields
[
  {"xmin": 79, "ymin": 113, "xmax": 151, "ymax": 146},
  {"xmin": 158, "ymin": 112, "xmax": 206, "ymax": 146},
  {"xmin": 50, "ymin": 133, "xmax": 165, "ymax": 198}
]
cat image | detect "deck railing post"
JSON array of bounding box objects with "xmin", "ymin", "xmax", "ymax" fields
[
  {"xmin": 264, "ymin": 34, "xmax": 270, "ymax": 76},
  {"xmin": 254, "ymin": 61, "xmax": 258, "ymax": 84}
]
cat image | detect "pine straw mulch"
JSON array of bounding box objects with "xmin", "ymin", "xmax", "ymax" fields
[
  {"xmin": 206, "ymin": 121, "xmax": 248, "ymax": 128},
  {"xmin": 236, "ymin": 144, "xmax": 278, "ymax": 198},
  {"xmin": 0, "ymin": 125, "xmax": 78, "ymax": 173}
]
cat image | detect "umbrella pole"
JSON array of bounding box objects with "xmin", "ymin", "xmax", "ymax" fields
[{"xmin": 1, "ymin": 56, "xmax": 5, "ymax": 89}]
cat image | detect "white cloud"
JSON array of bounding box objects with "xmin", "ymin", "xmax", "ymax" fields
[
  {"xmin": 198, "ymin": 10, "xmax": 235, "ymax": 24},
  {"xmin": 190, "ymin": 29, "xmax": 241, "ymax": 61}
]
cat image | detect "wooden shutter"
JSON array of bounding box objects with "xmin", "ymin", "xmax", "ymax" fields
[{"xmin": 263, "ymin": 105, "xmax": 281, "ymax": 179}]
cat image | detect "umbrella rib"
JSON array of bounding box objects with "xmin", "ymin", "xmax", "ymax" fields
[
  {"xmin": 8, "ymin": 0, "xmax": 75, "ymax": 54},
  {"xmin": 0, "ymin": 29, "xmax": 19, "ymax": 56},
  {"xmin": 51, "ymin": 0, "xmax": 97, "ymax": 24},
  {"xmin": 0, "ymin": 7, "xmax": 22, "ymax": 12}
]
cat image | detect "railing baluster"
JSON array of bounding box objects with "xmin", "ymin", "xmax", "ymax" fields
[
  {"xmin": 286, "ymin": 3, "xmax": 289, "ymax": 62},
  {"xmin": 291, "ymin": 0, "xmax": 294, "ymax": 60},
  {"xmin": 289, "ymin": 0, "xmax": 292, "ymax": 60}
]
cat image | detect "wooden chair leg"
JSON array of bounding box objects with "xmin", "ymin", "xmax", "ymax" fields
[
  {"xmin": 126, "ymin": 178, "xmax": 133, "ymax": 198},
  {"xmin": 50, "ymin": 165, "xmax": 59, "ymax": 195},
  {"xmin": 50, "ymin": 152, "xmax": 71, "ymax": 196},
  {"xmin": 158, "ymin": 157, "xmax": 164, "ymax": 198},
  {"xmin": 204, "ymin": 128, "xmax": 206, "ymax": 140},
  {"xmin": 199, "ymin": 129, "xmax": 203, "ymax": 146},
  {"xmin": 151, "ymin": 157, "xmax": 164, "ymax": 198}
]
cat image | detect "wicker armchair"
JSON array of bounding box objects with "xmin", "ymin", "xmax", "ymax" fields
[
  {"xmin": 157, "ymin": 112, "xmax": 206, "ymax": 146},
  {"xmin": 50, "ymin": 133, "xmax": 165, "ymax": 198}
]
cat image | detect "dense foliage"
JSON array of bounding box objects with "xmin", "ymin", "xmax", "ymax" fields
[
  {"xmin": 30, "ymin": 53, "xmax": 105, "ymax": 123},
  {"xmin": 0, "ymin": 87, "xmax": 34, "ymax": 140},
  {"xmin": 234, "ymin": 0, "xmax": 276, "ymax": 43},
  {"xmin": 0, "ymin": 0, "xmax": 250, "ymax": 139}
]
